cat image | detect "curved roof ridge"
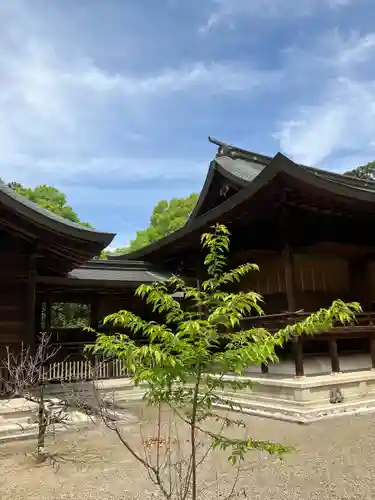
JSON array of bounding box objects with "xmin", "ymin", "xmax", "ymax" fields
[
  {"xmin": 0, "ymin": 182, "xmax": 115, "ymax": 245},
  {"xmin": 304, "ymin": 164, "xmax": 375, "ymax": 189},
  {"xmin": 208, "ymin": 136, "xmax": 272, "ymax": 164},
  {"xmin": 187, "ymin": 161, "xmax": 217, "ymax": 221}
]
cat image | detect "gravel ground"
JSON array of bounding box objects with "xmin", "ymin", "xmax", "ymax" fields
[{"xmin": 0, "ymin": 402, "xmax": 374, "ymax": 500}]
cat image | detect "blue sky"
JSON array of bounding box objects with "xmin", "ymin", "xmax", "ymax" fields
[{"xmin": 0, "ymin": 0, "xmax": 374, "ymax": 249}]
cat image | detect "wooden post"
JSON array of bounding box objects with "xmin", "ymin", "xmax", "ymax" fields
[
  {"xmin": 34, "ymin": 300, "xmax": 42, "ymax": 339},
  {"xmin": 27, "ymin": 253, "xmax": 37, "ymax": 353},
  {"xmin": 90, "ymin": 297, "xmax": 99, "ymax": 330},
  {"xmin": 45, "ymin": 297, "xmax": 52, "ymax": 331},
  {"xmin": 370, "ymin": 335, "xmax": 375, "ymax": 370},
  {"xmin": 283, "ymin": 243, "xmax": 296, "ymax": 312},
  {"xmin": 283, "ymin": 241, "xmax": 303, "ymax": 377},
  {"xmin": 261, "ymin": 363, "xmax": 269, "ymax": 374},
  {"xmin": 328, "ymin": 338, "xmax": 340, "ymax": 373},
  {"xmin": 292, "ymin": 335, "xmax": 304, "ymax": 377}
]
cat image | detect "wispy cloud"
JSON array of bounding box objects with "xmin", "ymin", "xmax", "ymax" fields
[
  {"xmin": 79, "ymin": 61, "xmax": 276, "ymax": 95},
  {"xmin": 274, "ymin": 30, "xmax": 375, "ymax": 167},
  {"xmin": 275, "ymin": 78, "xmax": 375, "ymax": 165},
  {"xmin": 200, "ymin": 0, "xmax": 353, "ymax": 33}
]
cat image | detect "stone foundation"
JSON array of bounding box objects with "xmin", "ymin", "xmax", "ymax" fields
[
  {"xmin": 218, "ymin": 369, "xmax": 375, "ymax": 422},
  {"xmin": 3, "ymin": 369, "xmax": 375, "ymax": 441}
]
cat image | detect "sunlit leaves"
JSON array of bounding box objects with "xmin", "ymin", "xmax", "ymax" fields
[{"xmin": 89, "ymin": 222, "xmax": 360, "ymax": 467}]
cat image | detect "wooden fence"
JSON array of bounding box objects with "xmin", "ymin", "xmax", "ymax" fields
[
  {"xmin": 41, "ymin": 358, "xmax": 130, "ymax": 382},
  {"xmin": 0, "ymin": 358, "xmax": 130, "ymax": 397}
]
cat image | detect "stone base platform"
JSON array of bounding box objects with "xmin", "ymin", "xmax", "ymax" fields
[
  {"xmin": 217, "ymin": 370, "xmax": 375, "ymax": 423},
  {"xmin": 2, "ymin": 371, "xmax": 375, "ymax": 442}
]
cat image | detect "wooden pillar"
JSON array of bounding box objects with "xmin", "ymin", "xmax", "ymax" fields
[
  {"xmin": 45, "ymin": 297, "xmax": 52, "ymax": 331},
  {"xmin": 280, "ymin": 202, "xmax": 304, "ymax": 377},
  {"xmin": 34, "ymin": 299, "xmax": 42, "ymax": 338},
  {"xmin": 370, "ymin": 335, "xmax": 375, "ymax": 370},
  {"xmin": 328, "ymin": 338, "xmax": 340, "ymax": 373},
  {"xmin": 292, "ymin": 335, "xmax": 304, "ymax": 377},
  {"xmin": 90, "ymin": 296, "xmax": 99, "ymax": 330},
  {"xmin": 26, "ymin": 253, "xmax": 37, "ymax": 352},
  {"xmin": 261, "ymin": 363, "xmax": 269, "ymax": 374},
  {"xmin": 283, "ymin": 244, "xmax": 297, "ymax": 312},
  {"xmin": 283, "ymin": 242, "xmax": 304, "ymax": 376}
]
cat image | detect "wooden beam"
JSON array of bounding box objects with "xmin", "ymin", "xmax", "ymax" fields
[{"xmin": 328, "ymin": 339, "xmax": 340, "ymax": 373}]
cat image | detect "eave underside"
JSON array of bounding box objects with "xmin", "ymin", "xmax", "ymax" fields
[
  {"xmin": 0, "ymin": 206, "xmax": 112, "ymax": 276},
  {"xmin": 188, "ymin": 162, "xmax": 246, "ymax": 221},
  {"xmin": 118, "ymin": 166, "xmax": 375, "ymax": 273}
]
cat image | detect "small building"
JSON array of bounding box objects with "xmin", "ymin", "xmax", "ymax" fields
[{"xmin": 0, "ymin": 181, "xmax": 171, "ymax": 365}]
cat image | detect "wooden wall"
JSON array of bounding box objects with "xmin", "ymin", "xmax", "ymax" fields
[
  {"xmin": 238, "ymin": 252, "xmax": 350, "ymax": 313},
  {"xmin": 368, "ymin": 262, "xmax": 375, "ymax": 305},
  {"xmin": 294, "ymin": 254, "xmax": 349, "ymax": 311},
  {"xmin": 0, "ymin": 232, "xmax": 31, "ymax": 354}
]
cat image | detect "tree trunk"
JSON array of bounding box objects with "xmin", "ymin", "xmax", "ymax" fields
[{"xmin": 36, "ymin": 386, "xmax": 47, "ymax": 462}]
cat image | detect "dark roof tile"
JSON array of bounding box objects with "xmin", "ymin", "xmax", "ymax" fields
[{"xmin": 68, "ymin": 260, "xmax": 172, "ymax": 283}]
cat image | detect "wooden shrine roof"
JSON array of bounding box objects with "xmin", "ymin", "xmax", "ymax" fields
[
  {"xmin": 37, "ymin": 259, "xmax": 173, "ymax": 289},
  {"xmin": 0, "ymin": 182, "xmax": 115, "ymax": 274},
  {"xmin": 190, "ymin": 137, "xmax": 375, "ymax": 220},
  {"xmin": 109, "ymin": 139, "xmax": 375, "ymax": 265}
]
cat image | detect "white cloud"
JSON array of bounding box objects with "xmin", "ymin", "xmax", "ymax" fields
[
  {"xmin": 282, "ymin": 30, "xmax": 375, "ymax": 71},
  {"xmin": 201, "ymin": 0, "xmax": 353, "ymax": 33},
  {"xmin": 275, "ymin": 78, "xmax": 375, "ymax": 165},
  {"xmin": 274, "ymin": 31, "xmax": 375, "ymax": 166},
  {"xmin": 0, "ymin": 32, "xmax": 277, "ymax": 182},
  {"xmin": 77, "ymin": 61, "xmax": 277, "ymax": 95}
]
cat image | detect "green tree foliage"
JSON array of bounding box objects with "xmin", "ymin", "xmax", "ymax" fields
[
  {"xmin": 4, "ymin": 179, "xmax": 110, "ymax": 259},
  {"xmin": 344, "ymin": 160, "xmax": 375, "ymax": 181},
  {"xmin": 41, "ymin": 303, "xmax": 91, "ymax": 329},
  {"xmin": 87, "ymin": 224, "xmax": 360, "ymax": 499},
  {"xmin": 7, "ymin": 181, "xmax": 92, "ymax": 226},
  {"xmin": 112, "ymin": 193, "xmax": 198, "ymax": 254}
]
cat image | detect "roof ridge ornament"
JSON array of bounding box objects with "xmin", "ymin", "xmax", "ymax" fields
[{"xmin": 208, "ymin": 136, "xmax": 271, "ymax": 163}]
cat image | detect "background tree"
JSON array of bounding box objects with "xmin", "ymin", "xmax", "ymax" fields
[
  {"xmin": 112, "ymin": 193, "xmax": 198, "ymax": 254},
  {"xmin": 87, "ymin": 224, "xmax": 360, "ymax": 500},
  {"xmin": 2, "ymin": 178, "xmax": 198, "ymax": 255},
  {"xmin": 344, "ymin": 160, "xmax": 375, "ymax": 181},
  {"xmin": 6, "ymin": 181, "xmax": 92, "ymax": 226}
]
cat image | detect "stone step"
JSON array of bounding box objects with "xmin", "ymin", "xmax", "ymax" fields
[{"xmin": 214, "ymin": 395, "xmax": 375, "ymax": 424}]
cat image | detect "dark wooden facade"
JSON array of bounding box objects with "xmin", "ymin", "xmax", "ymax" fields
[
  {"xmin": 3, "ymin": 137, "xmax": 375, "ymax": 379},
  {"xmin": 109, "ymin": 138, "xmax": 375, "ymax": 377},
  {"xmin": 0, "ymin": 234, "xmax": 30, "ymax": 352}
]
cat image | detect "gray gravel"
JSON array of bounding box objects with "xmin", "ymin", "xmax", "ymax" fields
[{"xmin": 0, "ymin": 404, "xmax": 374, "ymax": 500}]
